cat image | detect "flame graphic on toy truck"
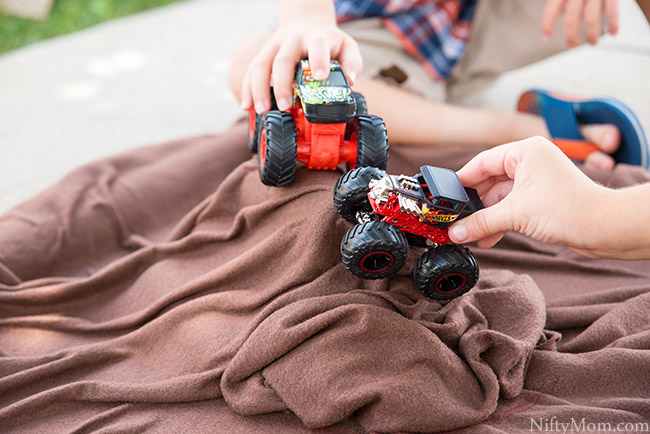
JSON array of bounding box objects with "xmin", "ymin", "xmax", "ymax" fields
[
  {"xmin": 333, "ymin": 165, "xmax": 484, "ymax": 300},
  {"xmin": 248, "ymin": 60, "xmax": 389, "ymax": 186}
]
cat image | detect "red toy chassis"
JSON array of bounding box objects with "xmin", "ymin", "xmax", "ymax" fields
[
  {"xmin": 248, "ymin": 60, "xmax": 389, "ymax": 187},
  {"xmin": 333, "ymin": 165, "xmax": 484, "ymax": 300}
]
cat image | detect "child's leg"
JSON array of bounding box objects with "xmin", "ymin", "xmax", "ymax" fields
[
  {"xmin": 340, "ymin": 16, "xmax": 618, "ymax": 162},
  {"xmin": 351, "ymin": 76, "xmax": 548, "ymax": 148}
]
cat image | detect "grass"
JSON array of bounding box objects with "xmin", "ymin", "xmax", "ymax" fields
[{"xmin": 0, "ymin": 0, "xmax": 184, "ymax": 55}]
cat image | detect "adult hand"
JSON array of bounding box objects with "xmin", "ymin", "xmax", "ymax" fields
[
  {"xmin": 240, "ymin": 0, "xmax": 362, "ymax": 114},
  {"xmin": 448, "ymin": 137, "xmax": 622, "ymax": 258},
  {"xmin": 541, "ymin": 0, "xmax": 619, "ymax": 47}
]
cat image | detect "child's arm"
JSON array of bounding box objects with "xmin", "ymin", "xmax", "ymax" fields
[
  {"xmin": 448, "ymin": 136, "xmax": 650, "ymax": 260},
  {"xmin": 241, "ymin": 0, "xmax": 363, "ymax": 114}
]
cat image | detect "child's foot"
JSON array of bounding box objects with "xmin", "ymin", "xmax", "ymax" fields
[
  {"xmin": 507, "ymin": 111, "xmax": 620, "ymax": 171},
  {"xmin": 579, "ymin": 124, "xmax": 620, "ymax": 170},
  {"xmin": 517, "ymin": 89, "xmax": 649, "ymax": 170}
]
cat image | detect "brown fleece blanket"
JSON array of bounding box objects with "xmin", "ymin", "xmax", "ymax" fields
[{"xmin": 1, "ymin": 121, "xmax": 649, "ymax": 433}]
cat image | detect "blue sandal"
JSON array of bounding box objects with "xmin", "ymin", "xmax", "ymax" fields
[{"xmin": 518, "ymin": 89, "xmax": 649, "ymax": 169}]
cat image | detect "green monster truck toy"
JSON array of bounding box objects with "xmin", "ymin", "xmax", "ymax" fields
[{"xmin": 248, "ymin": 60, "xmax": 389, "ymax": 186}]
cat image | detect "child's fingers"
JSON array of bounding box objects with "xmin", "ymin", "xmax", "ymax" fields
[
  {"xmin": 563, "ymin": 0, "xmax": 585, "ymax": 47},
  {"xmin": 583, "ymin": 0, "xmax": 603, "ymax": 44},
  {"xmin": 250, "ymin": 44, "xmax": 278, "ymax": 114},
  {"xmin": 541, "ymin": 0, "xmax": 565, "ymax": 39},
  {"xmin": 307, "ymin": 34, "xmax": 331, "ymax": 81},
  {"xmin": 241, "ymin": 68, "xmax": 253, "ymax": 110},
  {"xmin": 338, "ymin": 36, "xmax": 363, "ymax": 85},
  {"xmin": 604, "ymin": 0, "xmax": 618, "ymax": 35},
  {"xmin": 272, "ymin": 40, "xmax": 302, "ymax": 111}
]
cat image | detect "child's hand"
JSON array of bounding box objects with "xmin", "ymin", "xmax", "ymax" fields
[
  {"xmin": 241, "ymin": 0, "xmax": 362, "ymax": 114},
  {"xmin": 541, "ymin": 0, "xmax": 619, "ymax": 47},
  {"xmin": 448, "ymin": 137, "xmax": 621, "ymax": 258}
]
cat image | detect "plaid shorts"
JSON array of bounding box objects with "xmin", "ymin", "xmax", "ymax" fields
[{"xmin": 334, "ymin": 0, "xmax": 478, "ymax": 81}]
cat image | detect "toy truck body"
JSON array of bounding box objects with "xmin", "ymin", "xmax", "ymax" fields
[
  {"xmin": 334, "ymin": 165, "xmax": 483, "ymax": 300},
  {"xmin": 249, "ymin": 60, "xmax": 389, "ymax": 187}
]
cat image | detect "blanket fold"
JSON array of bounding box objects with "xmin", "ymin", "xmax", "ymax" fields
[{"xmin": 1, "ymin": 121, "xmax": 649, "ymax": 433}]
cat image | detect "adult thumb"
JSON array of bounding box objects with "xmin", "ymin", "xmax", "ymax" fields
[{"xmin": 448, "ymin": 203, "xmax": 512, "ymax": 245}]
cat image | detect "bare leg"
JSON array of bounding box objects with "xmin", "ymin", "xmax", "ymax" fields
[{"xmin": 352, "ymin": 77, "xmax": 552, "ymax": 147}]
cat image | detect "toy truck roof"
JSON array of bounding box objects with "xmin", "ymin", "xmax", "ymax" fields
[
  {"xmin": 295, "ymin": 60, "xmax": 353, "ymax": 102},
  {"xmin": 420, "ymin": 166, "xmax": 469, "ymax": 205}
]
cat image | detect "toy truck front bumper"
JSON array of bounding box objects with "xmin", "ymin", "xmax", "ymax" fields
[{"xmin": 304, "ymin": 102, "xmax": 356, "ymax": 124}]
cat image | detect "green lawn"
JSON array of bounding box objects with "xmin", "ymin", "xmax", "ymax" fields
[{"xmin": 0, "ymin": 0, "xmax": 184, "ymax": 55}]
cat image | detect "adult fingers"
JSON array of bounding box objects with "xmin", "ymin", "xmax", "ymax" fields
[
  {"xmin": 541, "ymin": 0, "xmax": 565, "ymax": 39},
  {"xmin": 480, "ymin": 179, "xmax": 515, "ymax": 207},
  {"xmin": 470, "ymin": 175, "xmax": 511, "ymax": 197},
  {"xmin": 564, "ymin": 0, "xmax": 586, "ymax": 47},
  {"xmin": 308, "ymin": 34, "xmax": 331, "ymax": 81},
  {"xmin": 476, "ymin": 232, "xmax": 507, "ymax": 249},
  {"xmin": 338, "ymin": 35, "xmax": 363, "ymax": 85},
  {"xmin": 583, "ymin": 0, "xmax": 603, "ymax": 44},
  {"xmin": 448, "ymin": 200, "xmax": 513, "ymax": 244},
  {"xmin": 455, "ymin": 142, "xmax": 519, "ymax": 188},
  {"xmin": 272, "ymin": 39, "xmax": 302, "ymax": 111},
  {"xmin": 604, "ymin": 0, "xmax": 619, "ymax": 35},
  {"xmin": 250, "ymin": 43, "xmax": 279, "ymax": 114}
]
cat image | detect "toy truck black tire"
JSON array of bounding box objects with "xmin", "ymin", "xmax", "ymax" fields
[
  {"xmin": 249, "ymin": 89, "xmax": 280, "ymax": 154},
  {"xmin": 258, "ymin": 111, "xmax": 297, "ymax": 187},
  {"xmin": 413, "ymin": 244, "xmax": 479, "ymax": 300},
  {"xmin": 248, "ymin": 111, "xmax": 262, "ymax": 153},
  {"xmin": 353, "ymin": 92, "xmax": 367, "ymax": 115},
  {"xmin": 341, "ymin": 221, "xmax": 408, "ymax": 279},
  {"xmin": 333, "ymin": 166, "xmax": 386, "ymax": 223},
  {"xmin": 353, "ymin": 115, "xmax": 389, "ymax": 170}
]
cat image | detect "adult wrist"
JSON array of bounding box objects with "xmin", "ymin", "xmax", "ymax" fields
[{"xmin": 573, "ymin": 183, "xmax": 650, "ymax": 259}]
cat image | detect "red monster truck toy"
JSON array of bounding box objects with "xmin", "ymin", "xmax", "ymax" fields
[
  {"xmin": 249, "ymin": 60, "xmax": 389, "ymax": 187},
  {"xmin": 333, "ymin": 165, "xmax": 484, "ymax": 300}
]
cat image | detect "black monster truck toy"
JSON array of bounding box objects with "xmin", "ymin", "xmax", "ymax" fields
[
  {"xmin": 249, "ymin": 60, "xmax": 389, "ymax": 187},
  {"xmin": 333, "ymin": 165, "xmax": 484, "ymax": 300}
]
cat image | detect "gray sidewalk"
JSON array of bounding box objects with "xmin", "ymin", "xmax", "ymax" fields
[{"xmin": 1, "ymin": 0, "xmax": 649, "ymax": 213}]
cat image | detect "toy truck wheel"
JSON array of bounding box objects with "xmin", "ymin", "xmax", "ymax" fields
[
  {"xmin": 353, "ymin": 92, "xmax": 367, "ymax": 115},
  {"xmin": 353, "ymin": 115, "xmax": 389, "ymax": 170},
  {"xmin": 333, "ymin": 166, "xmax": 386, "ymax": 223},
  {"xmin": 249, "ymin": 89, "xmax": 279, "ymax": 153},
  {"xmin": 341, "ymin": 221, "xmax": 408, "ymax": 279},
  {"xmin": 248, "ymin": 110, "xmax": 262, "ymax": 153},
  {"xmin": 413, "ymin": 244, "xmax": 479, "ymax": 300},
  {"xmin": 258, "ymin": 111, "xmax": 297, "ymax": 187}
]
